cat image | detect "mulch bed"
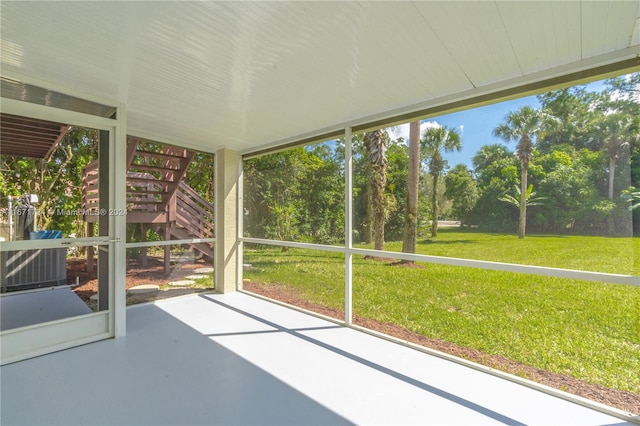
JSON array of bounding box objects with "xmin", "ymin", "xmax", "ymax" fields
[
  {"xmin": 68, "ymin": 257, "xmax": 213, "ymax": 304},
  {"xmin": 242, "ymin": 281, "xmax": 640, "ymax": 415}
]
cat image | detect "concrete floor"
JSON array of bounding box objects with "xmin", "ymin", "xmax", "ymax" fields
[
  {"xmin": 0, "ymin": 286, "xmax": 92, "ymax": 331},
  {"xmin": 1, "ymin": 292, "xmax": 634, "ymax": 425}
]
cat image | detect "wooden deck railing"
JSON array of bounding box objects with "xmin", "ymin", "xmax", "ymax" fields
[
  {"xmin": 81, "ymin": 145, "xmax": 214, "ymax": 261},
  {"xmin": 175, "ymin": 183, "xmax": 215, "ymax": 239},
  {"xmin": 81, "ymin": 160, "xmax": 99, "ymax": 217}
]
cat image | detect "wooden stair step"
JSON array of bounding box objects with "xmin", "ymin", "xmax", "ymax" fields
[
  {"xmin": 169, "ymin": 228, "xmax": 214, "ymax": 257},
  {"xmin": 127, "ymin": 176, "xmax": 173, "ymax": 184},
  {"xmin": 126, "ymin": 189, "xmax": 164, "ymax": 195},
  {"xmin": 127, "ymin": 199, "xmax": 163, "ymax": 204},
  {"xmin": 128, "ymin": 164, "xmax": 182, "ymax": 173},
  {"xmin": 134, "ymin": 150, "xmax": 189, "ymax": 161}
]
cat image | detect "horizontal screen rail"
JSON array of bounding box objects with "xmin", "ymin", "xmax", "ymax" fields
[
  {"xmin": 125, "ymin": 238, "xmax": 215, "ymax": 249},
  {"xmin": 0, "ymin": 238, "xmax": 113, "ymax": 251},
  {"xmin": 350, "ymin": 248, "xmax": 638, "ymax": 286},
  {"xmin": 242, "ymin": 238, "xmax": 346, "ymax": 253},
  {"xmin": 240, "ymin": 238, "xmax": 639, "ymax": 287}
]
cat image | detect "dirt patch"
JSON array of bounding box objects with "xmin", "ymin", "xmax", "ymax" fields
[
  {"xmin": 67, "ymin": 256, "xmax": 214, "ymax": 305},
  {"xmin": 364, "ymin": 255, "xmax": 426, "ymax": 268},
  {"xmin": 242, "ymin": 281, "xmax": 640, "ymax": 415},
  {"xmin": 388, "ymin": 260, "xmax": 427, "ymax": 269},
  {"xmin": 363, "ymin": 255, "xmax": 398, "ymax": 262}
]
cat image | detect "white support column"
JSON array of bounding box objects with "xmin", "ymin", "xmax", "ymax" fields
[
  {"xmin": 345, "ymin": 127, "xmax": 353, "ymax": 325},
  {"xmin": 112, "ymin": 104, "xmax": 127, "ymax": 338},
  {"xmin": 215, "ymin": 148, "xmax": 240, "ymax": 293},
  {"xmin": 237, "ymin": 158, "xmax": 244, "ymax": 291}
]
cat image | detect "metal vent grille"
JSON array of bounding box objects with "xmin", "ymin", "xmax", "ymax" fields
[{"xmin": 0, "ymin": 248, "xmax": 67, "ymax": 292}]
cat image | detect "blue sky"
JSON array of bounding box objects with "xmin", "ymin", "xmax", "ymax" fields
[{"xmin": 387, "ymin": 80, "xmax": 608, "ymax": 170}]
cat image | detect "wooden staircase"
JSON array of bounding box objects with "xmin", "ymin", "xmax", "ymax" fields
[
  {"xmin": 173, "ymin": 183, "xmax": 215, "ymax": 259},
  {"xmin": 82, "ymin": 137, "xmax": 214, "ymax": 271}
]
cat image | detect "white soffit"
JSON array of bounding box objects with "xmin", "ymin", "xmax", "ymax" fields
[{"xmin": 1, "ymin": 1, "xmax": 639, "ymax": 155}]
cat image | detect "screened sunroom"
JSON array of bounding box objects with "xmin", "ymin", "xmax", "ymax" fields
[{"xmin": 1, "ymin": 1, "xmax": 639, "ymax": 424}]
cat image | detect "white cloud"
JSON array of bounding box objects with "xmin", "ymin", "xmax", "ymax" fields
[
  {"xmin": 423, "ymin": 121, "xmax": 441, "ymax": 131},
  {"xmin": 386, "ymin": 124, "xmax": 409, "ymax": 142},
  {"xmin": 386, "ymin": 120, "xmax": 442, "ymax": 144}
]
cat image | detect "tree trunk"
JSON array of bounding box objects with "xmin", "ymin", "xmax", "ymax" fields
[
  {"xmin": 402, "ymin": 121, "xmax": 420, "ymax": 259},
  {"xmin": 607, "ymin": 157, "xmax": 616, "ymax": 234},
  {"xmin": 365, "ymin": 130, "xmax": 388, "ymax": 251},
  {"xmin": 431, "ymin": 173, "xmax": 439, "ymax": 238},
  {"xmin": 608, "ymin": 157, "xmax": 616, "ymax": 200},
  {"xmin": 363, "ymin": 183, "xmax": 373, "ymax": 244},
  {"xmin": 403, "ymin": 122, "xmax": 420, "ymax": 249},
  {"xmin": 518, "ymin": 160, "xmax": 528, "ymax": 239},
  {"xmin": 372, "ymin": 168, "xmax": 386, "ymax": 251}
]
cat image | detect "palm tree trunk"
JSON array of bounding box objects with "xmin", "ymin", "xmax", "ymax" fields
[
  {"xmin": 372, "ymin": 170, "xmax": 386, "ymax": 251},
  {"xmin": 365, "ymin": 130, "xmax": 387, "ymax": 251},
  {"xmin": 608, "ymin": 157, "xmax": 616, "ymax": 200},
  {"xmin": 402, "ymin": 121, "xmax": 420, "ymax": 258},
  {"xmin": 519, "ymin": 161, "xmax": 527, "ymax": 239},
  {"xmin": 431, "ymin": 173, "xmax": 439, "ymax": 238},
  {"xmin": 364, "ymin": 184, "xmax": 373, "ymax": 244},
  {"xmin": 607, "ymin": 157, "xmax": 616, "ymax": 234}
]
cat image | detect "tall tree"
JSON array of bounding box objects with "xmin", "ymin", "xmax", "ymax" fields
[
  {"xmin": 383, "ymin": 139, "xmax": 409, "ymax": 241},
  {"xmin": 604, "ymin": 73, "xmax": 640, "ymax": 109},
  {"xmin": 402, "ymin": 121, "xmax": 420, "ymax": 258},
  {"xmin": 444, "ymin": 164, "xmax": 478, "ymax": 226},
  {"xmin": 597, "ymin": 113, "xmax": 635, "ymax": 200},
  {"xmin": 185, "ymin": 152, "xmax": 215, "ymax": 204},
  {"xmin": 493, "ymin": 106, "xmax": 551, "ymax": 239},
  {"xmin": 364, "ymin": 129, "xmax": 388, "ymax": 250},
  {"xmin": 243, "ymin": 148, "xmax": 307, "ymax": 242},
  {"xmin": 536, "ymin": 149, "xmax": 601, "ymax": 234},
  {"xmin": 471, "ymin": 143, "xmax": 511, "ymax": 172},
  {"xmin": 1, "ymin": 127, "xmax": 99, "ymax": 236},
  {"xmin": 421, "ymin": 125, "xmax": 462, "ymax": 237},
  {"xmin": 536, "ymin": 86, "xmax": 602, "ymax": 152}
]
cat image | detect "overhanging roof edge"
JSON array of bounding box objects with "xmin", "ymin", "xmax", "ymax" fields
[
  {"xmin": 1, "ymin": 70, "xmax": 122, "ymax": 110},
  {"xmin": 242, "ymin": 129, "xmax": 345, "ymax": 159},
  {"xmin": 353, "ymin": 56, "xmax": 640, "ymax": 134},
  {"xmin": 242, "ymin": 51, "xmax": 640, "ymax": 157}
]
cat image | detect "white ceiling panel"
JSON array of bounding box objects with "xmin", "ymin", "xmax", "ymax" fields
[
  {"xmin": 581, "ymin": 1, "xmax": 640, "ymax": 59},
  {"xmin": 496, "ymin": 1, "xmax": 582, "ymax": 74},
  {"xmin": 413, "ymin": 1, "xmax": 522, "ymax": 88},
  {"xmin": 1, "ymin": 1, "xmax": 638, "ymax": 154}
]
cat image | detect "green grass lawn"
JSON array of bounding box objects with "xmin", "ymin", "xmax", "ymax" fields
[
  {"xmin": 244, "ymin": 230, "xmax": 640, "ymax": 394},
  {"xmin": 379, "ymin": 228, "xmax": 639, "ymax": 275}
]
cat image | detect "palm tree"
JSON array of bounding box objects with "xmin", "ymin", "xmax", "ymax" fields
[
  {"xmin": 598, "ymin": 113, "xmax": 636, "ymax": 200},
  {"xmin": 622, "ymin": 187, "xmax": 640, "ymax": 210},
  {"xmin": 499, "ymin": 184, "xmax": 546, "ymax": 209},
  {"xmin": 364, "ymin": 129, "xmax": 388, "ymax": 251},
  {"xmin": 471, "ymin": 143, "xmax": 510, "ymax": 171},
  {"xmin": 493, "ymin": 106, "xmax": 550, "ymax": 239},
  {"xmin": 421, "ymin": 125, "xmax": 462, "ymax": 237}
]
